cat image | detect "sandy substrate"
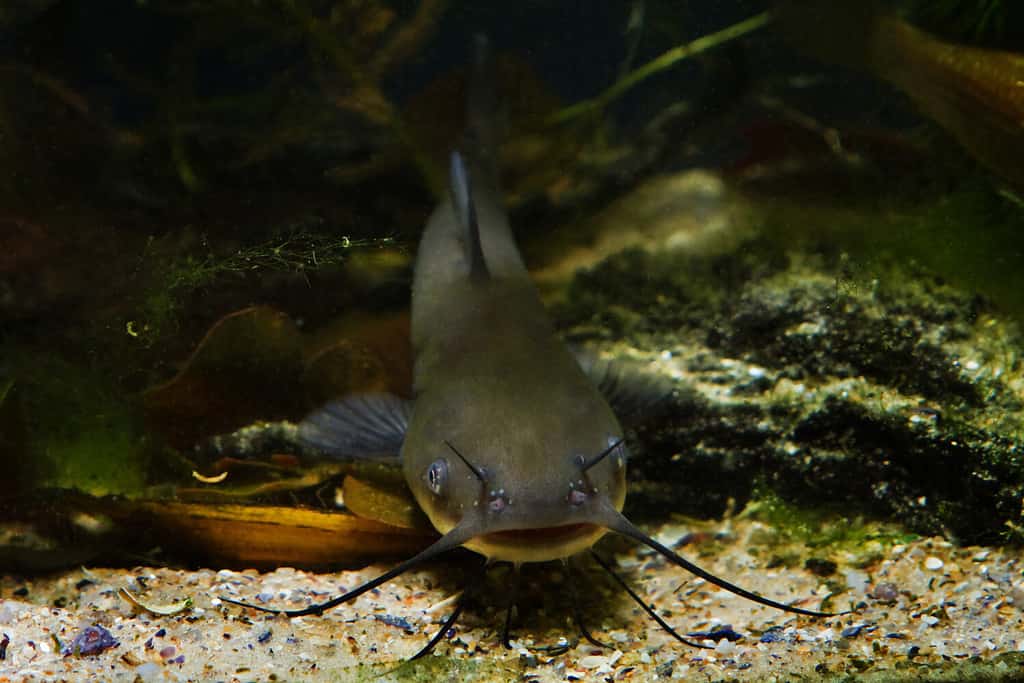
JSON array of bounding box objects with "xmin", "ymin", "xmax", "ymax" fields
[{"xmin": 1, "ymin": 516, "xmax": 1022, "ymax": 682}]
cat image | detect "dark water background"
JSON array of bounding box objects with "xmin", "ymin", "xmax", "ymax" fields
[{"xmin": 2, "ymin": 0, "xmax": 1024, "ymax": 570}]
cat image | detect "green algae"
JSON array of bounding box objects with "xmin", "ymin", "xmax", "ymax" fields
[
  {"xmin": 3, "ymin": 348, "xmax": 149, "ymax": 497},
  {"xmin": 316, "ymin": 656, "xmax": 512, "ymax": 683},
  {"xmin": 750, "ymin": 181, "xmax": 1024, "ymax": 328},
  {"xmin": 131, "ymin": 223, "xmax": 396, "ymax": 345},
  {"xmin": 556, "ymin": 178, "xmax": 1024, "ymax": 545},
  {"xmin": 739, "ymin": 493, "xmax": 919, "ymax": 564},
  {"xmin": 823, "ymin": 651, "xmax": 1024, "ymax": 683}
]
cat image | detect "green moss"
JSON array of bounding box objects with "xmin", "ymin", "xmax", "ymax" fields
[
  {"xmin": 822, "ymin": 651, "xmax": 1024, "ymax": 682},
  {"xmin": 322, "ymin": 656, "xmax": 514, "ymax": 682},
  {"xmin": 131, "ymin": 223, "xmax": 396, "ymax": 345},
  {"xmin": 752, "ymin": 182, "xmax": 1024, "ymax": 326},
  {"xmin": 740, "ymin": 492, "xmax": 920, "ymax": 559},
  {"xmin": 4, "ymin": 347, "xmax": 149, "ymax": 497}
]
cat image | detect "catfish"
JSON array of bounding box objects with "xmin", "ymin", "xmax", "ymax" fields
[{"xmin": 224, "ymin": 37, "xmax": 837, "ymax": 657}]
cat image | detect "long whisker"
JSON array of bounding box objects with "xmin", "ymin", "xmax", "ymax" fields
[
  {"xmin": 411, "ymin": 596, "xmax": 466, "ymax": 660},
  {"xmin": 411, "ymin": 557, "xmax": 486, "ymax": 660},
  {"xmin": 500, "ymin": 563, "xmax": 520, "ymax": 649},
  {"xmin": 580, "ymin": 437, "xmax": 624, "ymax": 472},
  {"xmin": 589, "ymin": 550, "xmax": 710, "ymax": 649},
  {"xmin": 598, "ymin": 507, "xmax": 843, "ymax": 618},
  {"xmin": 411, "ymin": 593, "xmax": 468, "ymax": 659},
  {"xmin": 221, "ymin": 524, "xmax": 478, "ymax": 618},
  {"xmin": 445, "ymin": 440, "xmax": 488, "ymax": 482},
  {"xmin": 564, "ymin": 557, "xmax": 612, "ymax": 649}
]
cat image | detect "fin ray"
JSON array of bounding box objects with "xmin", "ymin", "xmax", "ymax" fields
[{"xmin": 298, "ymin": 393, "xmax": 411, "ymax": 460}]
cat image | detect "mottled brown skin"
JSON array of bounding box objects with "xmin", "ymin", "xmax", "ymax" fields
[{"xmin": 404, "ymin": 164, "xmax": 627, "ymax": 563}]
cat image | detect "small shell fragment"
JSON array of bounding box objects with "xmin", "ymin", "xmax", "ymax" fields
[
  {"xmin": 191, "ymin": 470, "xmax": 229, "ymax": 484},
  {"xmin": 119, "ymin": 588, "xmax": 193, "ymax": 616}
]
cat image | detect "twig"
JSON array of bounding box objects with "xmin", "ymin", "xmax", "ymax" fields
[
  {"xmin": 547, "ymin": 11, "xmax": 771, "ymax": 126},
  {"xmin": 370, "ymin": 0, "xmax": 449, "ymax": 78}
]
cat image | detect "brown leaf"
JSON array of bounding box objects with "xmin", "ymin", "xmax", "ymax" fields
[
  {"xmin": 143, "ymin": 306, "xmax": 306, "ymax": 449},
  {"xmin": 342, "ymin": 474, "xmax": 432, "ymax": 532},
  {"xmin": 135, "ymin": 500, "xmax": 434, "ymax": 569}
]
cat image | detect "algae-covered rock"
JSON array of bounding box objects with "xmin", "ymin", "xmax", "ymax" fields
[{"xmin": 556, "ymin": 189, "xmax": 1024, "ymax": 546}]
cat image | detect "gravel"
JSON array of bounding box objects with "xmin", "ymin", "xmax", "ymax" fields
[{"xmin": 1, "ymin": 517, "xmax": 1022, "ymax": 682}]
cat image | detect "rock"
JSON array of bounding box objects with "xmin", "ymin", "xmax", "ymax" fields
[{"xmin": 556, "ymin": 213, "xmax": 1024, "ymax": 544}]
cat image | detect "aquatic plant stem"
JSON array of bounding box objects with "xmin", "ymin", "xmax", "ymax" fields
[
  {"xmin": 283, "ymin": 0, "xmax": 444, "ymax": 196},
  {"xmin": 547, "ymin": 11, "xmax": 771, "ymax": 126}
]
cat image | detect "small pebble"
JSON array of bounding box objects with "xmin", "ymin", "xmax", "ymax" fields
[
  {"xmin": 924, "ymin": 557, "xmax": 944, "ymax": 571},
  {"xmin": 688, "ymin": 626, "xmax": 743, "ymax": 642},
  {"xmin": 159, "ymin": 645, "xmax": 176, "ymax": 660},
  {"xmin": 373, "ymin": 614, "xmax": 415, "ymax": 633},
  {"xmin": 805, "ymin": 558, "xmax": 838, "ymax": 577},
  {"xmin": 135, "ymin": 662, "xmax": 161, "ymax": 683},
  {"xmin": 62, "ymin": 625, "xmax": 119, "ymax": 657},
  {"xmin": 869, "ymin": 582, "xmax": 900, "ymax": 601},
  {"xmin": 580, "ymin": 655, "xmax": 609, "ymax": 669}
]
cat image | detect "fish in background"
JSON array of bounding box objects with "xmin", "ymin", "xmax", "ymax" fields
[{"xmin": 774, "ymin": 0, "xmax": 1024, "ymax": 193}]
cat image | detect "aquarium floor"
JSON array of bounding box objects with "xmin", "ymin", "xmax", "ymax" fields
[{"xmin": 1, "ymin": 516, "xmax": 1021, "ymax": 683}]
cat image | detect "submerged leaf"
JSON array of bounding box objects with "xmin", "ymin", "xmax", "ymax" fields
[
  {"xmin": 134, "ymin": 500, "xmax": 434, "ymax": 569},
  {"xmin": 303, "ymin": 310, "xmax": 412, "ymax": 404},
  {"xmin": 175, "ymin": 462, "xmax": 344, "ymax": 501},
  {"xmin": 144, "ymin": 307, "xmax": 413, "ymax": 450},
  {"xmin": 342, "ymin": 473, "xmax": 432, "ymax": 531},
  {"xmin": 143, "ymin": 306, "xmax": 306, "ymax": 449}
]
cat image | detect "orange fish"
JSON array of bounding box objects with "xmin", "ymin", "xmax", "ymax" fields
[{"xmin": 776, "ymin": 0, "xmax": 1024, "ymax": 192}]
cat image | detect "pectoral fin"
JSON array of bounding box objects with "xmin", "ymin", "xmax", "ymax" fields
[
  {"xmin": 575, "ymin": 350, "xmax": 677, "ymax": 420},
  {"xmin": 298, "ymin": 393, "xmax": 411, "ymax": 460}
]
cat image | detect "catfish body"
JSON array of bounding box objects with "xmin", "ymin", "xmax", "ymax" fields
[
  {"xmin": 233, "ymin": 39, "xmax": 835, "ymax": 651},
  {"xmin": 405, "ymin": 152, "xmax": 626, "ymax": 562}
]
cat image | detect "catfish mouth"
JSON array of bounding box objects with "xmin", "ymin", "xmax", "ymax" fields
[
  {"xmin": 466, "ymin": 522, "xmax": 608, "ymax": 563},
  {"xmin": 484, "ymin": 522, "xmax": 597, "ymax": 544}
]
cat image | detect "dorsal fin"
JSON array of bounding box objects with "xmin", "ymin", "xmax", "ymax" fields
[{"xmin": 449, "ymin": 150, "xmax": 490, "ymax": 281}]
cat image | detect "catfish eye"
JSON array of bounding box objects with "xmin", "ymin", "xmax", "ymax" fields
[{"xmin": 424, "ymin": 459, "xmax": 448, "ymax": 496}]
